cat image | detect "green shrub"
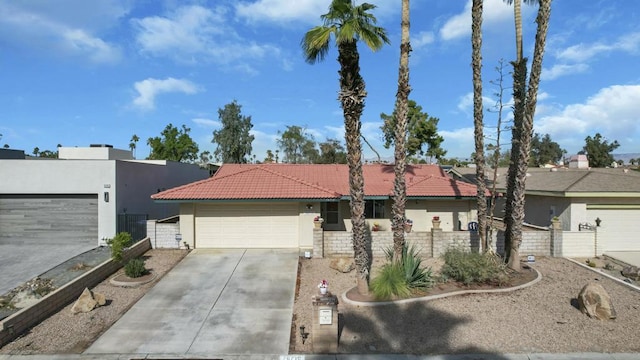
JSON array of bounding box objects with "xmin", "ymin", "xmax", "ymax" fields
[
  {"xmin": 124, "ymin": 258, "xmax": 148, "ymax": 278},
  {"xmin": 441, "ymin": 247, "xmax": 504, "ymax": 286},
  {"xmin": 107, "ymin": 232, "xmax": 133, "ymax": 263},
  {"xmin": 370, "ymin": 263, "xmax": 411, "ymax": 300},
  {"xmin": 373, "ymin": 244, "xmax": 434, "ymax": 299},
  {"xmin": 399, "ymin": 244, "xmax": 434, "ymax": 289}
]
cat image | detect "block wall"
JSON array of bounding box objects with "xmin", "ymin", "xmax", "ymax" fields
[{"xmin": 0, "ymin": 238, "xmax": 152, "ymax": 347}]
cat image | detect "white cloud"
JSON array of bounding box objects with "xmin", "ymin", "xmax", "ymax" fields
[
  {"xmin": 536, "ymin": 85, "xmax": 640, "ymax": 149},
  {"xmin": 235, "ymin": 0, "xmax": 397, "ymax": 24},
  {"xmin": 542, "ymin": 63, "xmax": 589, "ymax": 81},
  {"xmin": 439, "ymin": 0, "xmax": 516, "ymax": 41},
  {"xmin": 192, "ymin": 118, "xmax": 220, "ymax": 128},
  {"xmin": 412, "ymin": 31, "xmax": 435, "ymax": 50},
  {"xmin": 440, "ymin": 127, "xmax": 476, "ymax": 158},
  {"xmin": 456, "ymin": 92, "xmax": 495, "ymax": 114},
  {"xmin": 132, "ymin": 5, "xmax": 282, "ymax": 70},
  {"xmin": 556, "ymin": 32, "xmax": 640, "ymax": 63},
  {"xmin": 0, "ymin": 2, "xmax": 122, "ymax": 64},
  {"xmin": 132, "ymin": 78, "xmax": 201, "ymax": 111},
  {"xmin": 236, "ymin": 0, "xmax": 328, "ymax": 23}
]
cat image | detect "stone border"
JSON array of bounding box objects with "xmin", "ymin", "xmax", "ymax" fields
[
  {"xmin": 0, "ymin": 238, "xmax": 152, "ymax": 347},
  {"xmin": 341, "ymin": 267, "xmax": 542, "ymax": 307},
  {"xmin": 565, "ymin": 257, "xmax": 640, "ymax": 293},
  {"xmin": 109, "ymin": 272, "xmax": 157, "ymax": 288}
]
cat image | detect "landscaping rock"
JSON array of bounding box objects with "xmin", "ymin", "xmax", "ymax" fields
[
  {"xmin": 577, "ymin": 282, "xmax": 617, "ymax": 320},
  {"xmin": 330, "ymin": 257, "xmax": 354, "ymax": 273},
  {"xmin": 621, "ymin": 265, "xmax": 640, "ymax": 281},
  {"xmin": 71, "ymin": 288, "xmax": 106, "ymax": 314}
]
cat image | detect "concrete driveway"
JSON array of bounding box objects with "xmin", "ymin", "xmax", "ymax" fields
[
  {"xmin": 86, "ymin": 248, "xmax": 299, "ymax": 357},
  {"xmin": 0, "ymin": 239, "xmax": 96, "ymax": 295}
]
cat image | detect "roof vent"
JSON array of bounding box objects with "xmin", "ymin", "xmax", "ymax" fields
[{"xmin": 90, "ymin": 144, "xmax": 113, "ymax": 148}]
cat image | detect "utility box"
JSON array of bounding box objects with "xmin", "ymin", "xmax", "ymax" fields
[{"xmin": 311, "ymin": 293, "xmax": 338, "ymax": 353}]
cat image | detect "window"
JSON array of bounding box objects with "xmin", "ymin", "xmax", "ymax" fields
[
  {"xmin": 322, "ymin": 202, "xmax": 340, "ymax": 224},
  {"xmin": 365, "ymin": 200, "xmax": 385, "ymax": 219}
]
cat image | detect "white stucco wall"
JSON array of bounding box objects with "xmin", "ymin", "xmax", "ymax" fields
[
  {"xmin": 0, "ymin": 159, "xmax": 117, "ymax": 242},
  {"xmin": 1, "ymin": 158, "xmax": 209, "ymax": 245}
]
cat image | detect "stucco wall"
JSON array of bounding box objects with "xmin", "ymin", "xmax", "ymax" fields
[
  {"xmin": 0, "ymin": 159, "xmax": 208, "ymax": 245},
  {"xmin": 0, "ymin": 159, "xmax": 116, "ymax": 242}
]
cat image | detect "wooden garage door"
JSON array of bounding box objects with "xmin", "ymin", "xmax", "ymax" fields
[
  {"xmin": 587, "ymin": 208, "xmax": 639, "ymax": 252},
  {"xmin": 195, "ymin": 203, "xmax": 299, "ymax": 248},
  {"xmin": 0, "ymin": 195, "xmax": 98, "ymax": 244}
]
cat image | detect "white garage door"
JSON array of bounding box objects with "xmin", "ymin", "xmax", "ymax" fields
[
  {"xmin": 195, "ymin": 203, "xmax": 299, "ymax": 248},
  {"xmin": 587, "ymin": 208, "xmax": 640, "ymax": 252}
]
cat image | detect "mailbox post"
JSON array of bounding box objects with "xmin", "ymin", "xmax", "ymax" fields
[{"xmin": 311, "ymin": 293, "xmax": 338, "ymax": 353}]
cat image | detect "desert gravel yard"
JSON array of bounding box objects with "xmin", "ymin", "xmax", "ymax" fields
[
  {"xmin": 2, "ymin": 252, "xmax": 640, "ymax": 356},
  {"xmin": 292, "ymin": 256, "xmax": 640, "ymax": 355}
]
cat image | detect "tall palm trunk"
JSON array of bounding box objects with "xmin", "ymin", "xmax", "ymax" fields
[
  {"xmin": 392, "ymin": 0, "xmax": 411, "ymax": 262},
  {"xmin": 504, "ymin": 0, "xmax": 528, "ymax": 265},
  {"xmin": 506, "ymin": 0, "xmax": 551, "ymax": 271},
  {"xmin": 471, "ymin": 0, "xmax": 487, "ymax": 252},
  {"xmin": 338, "ymin": 40, "xmax": 369, "ymax": 295}
]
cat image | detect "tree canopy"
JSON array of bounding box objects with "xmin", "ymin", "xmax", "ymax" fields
[
  {"xmin": 579, "ymin": 133, "xmax": 620, "ymax": 168},
  {"xmin": 147, "ymin": 124, "xmax": 199, "ymax": 162},
  {"xmin": 381, "ymin": 99, "xmax": 446, "ymax": 161},
  {"xmin": 212, "ymin": 100, "xmax": 254, "ymax": 163},
  {"xmin": 529, "ymin": 133, "xmax": 565, "ymax": 167},
  {"xmin": 276, "ymin": 125, "xmax": 318, "ymax": 164},
  {"xmin": 318, "ymin": 138, "xmax": 347, "ymax": 164}
]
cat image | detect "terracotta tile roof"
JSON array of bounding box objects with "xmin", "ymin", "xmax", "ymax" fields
[{"xmin": 152, "ymin": 163, "xmax": 479, "ymax": 201}]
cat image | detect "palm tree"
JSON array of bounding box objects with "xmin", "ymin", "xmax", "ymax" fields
[
  {"xmin": 391, "ymin": 0, "xmax": 411, "ymax": 262},
  {"xmin": 471, "ymin": 0, "xmax": 488, "ymax": 253},
  {"xmin": 130, "ymin": 134, "xmax": 140, "ymax": 159},
  {"xmin": 504, "ymin": 0, "xmax": 551, "ymax": 270},
  {"xmin": 302, "ymin": 0, "xmax": 389, "ymax": 295}
]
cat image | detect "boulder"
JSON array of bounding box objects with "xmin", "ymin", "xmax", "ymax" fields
[
  {"xmin": 93, "ymin": 291, "xmax": 107, "ymax": 306},
  {"xmin": 577, "ymin": 282, "xmax": 617, "ymax": 320},
  {"xmin": 71, "ymin": 288, "xmax": 106, "ymax": 314},
  {"xmin": 330, "ymin": 257, "xmax": 354, "ymax": 273},
  {"xmin": 621, "ymin": 265, "xmax": 640, "ymax": 281}
]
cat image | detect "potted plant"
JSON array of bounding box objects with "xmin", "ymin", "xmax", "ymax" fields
[
  {"xmin": 404, "ymin": 218, "xmax": 413, "ymax": 233},
  {"xmin": 318, "ymin": 279, "xmax": 328, "ymax": 295},
  {"xmin": 432, "ymin": 216, "xmax": 441, "ymax": 229},
  {"xmin": 372, "ymin": 221, "xmax": 381, "ymax": 232},
  {"xmin": 313, "ymin": 216, "xmax": 324, "ymax": 229}
]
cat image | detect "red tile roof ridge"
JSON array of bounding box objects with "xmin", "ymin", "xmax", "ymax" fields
[
  {"xmin": 151, "ymin": 175, "xmax": 213, "ymax": 199},
  {"xmin": 254, "ymin": 164, "xmax": 342, "ymax": 197}
]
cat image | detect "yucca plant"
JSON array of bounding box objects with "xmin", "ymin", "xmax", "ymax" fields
[
  {"xmin": 370, "ymin": 263, "xmax": 411, "ymax": 300},
  {"xmin": 374, "ymin": 243, "xmax": 434, "ymax": 299}
]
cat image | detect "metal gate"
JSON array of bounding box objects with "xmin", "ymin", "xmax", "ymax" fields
[{"xmin": 117, "ymin": 214, "xmax": 148, "ymax": 241}]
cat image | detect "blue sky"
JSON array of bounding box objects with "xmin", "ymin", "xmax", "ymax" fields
[{"xmin": 1, "ymin": 0, "xmax": 639, "ymax": 161}]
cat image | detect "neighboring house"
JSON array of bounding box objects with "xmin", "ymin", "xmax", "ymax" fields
[
  {"xmin": 569, "ymin": 154, "xmax": 589, "ymax": 169},
  {"xmin": 152, "ymin": 163, "xmax": 481, "ymax": 252},
  {"xmin": 451, "ymin": 166, "xmax": 640, "ymax": 253},
  {"xmin": 0, "ymin": 145, "xmax": 210, "ymax": 246}
]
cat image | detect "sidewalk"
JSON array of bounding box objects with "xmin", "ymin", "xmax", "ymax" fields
[{"xmin": 0, "ymin": 352, "xmax": 638, "ymax": 359}]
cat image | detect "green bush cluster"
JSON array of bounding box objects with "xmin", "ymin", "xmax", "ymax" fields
[
  {"xmin": 440, "ymin": 247, "xmax": 505, "ymax": 286},
  {"xmin": 371, "ymin": 244, "xmax": 434, "ymax": 300},
  {"xmin": 107, "ymin": 232, "xmax": 133, "ymax": 263},
  {"xmin": 124, "ymin": 257, "xmax": 148, "ymax": 278}
]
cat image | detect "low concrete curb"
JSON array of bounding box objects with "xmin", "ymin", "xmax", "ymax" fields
[
  {"xmin": 341, "ymin": 267, "xmax": 542, "ymax": 307},
  {"xmin": 565, "ymin": 257, "xmax": 640, "ymax": 293}
]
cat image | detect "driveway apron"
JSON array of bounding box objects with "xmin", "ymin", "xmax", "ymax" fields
[{"xmin": 85, "ymin": 248, "xmax": 298, "ymax": 356}]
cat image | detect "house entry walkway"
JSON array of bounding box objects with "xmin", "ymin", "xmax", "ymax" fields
[{"xmin": 85, "ymin": 248, "xmax": 298, "ymax": 356}]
